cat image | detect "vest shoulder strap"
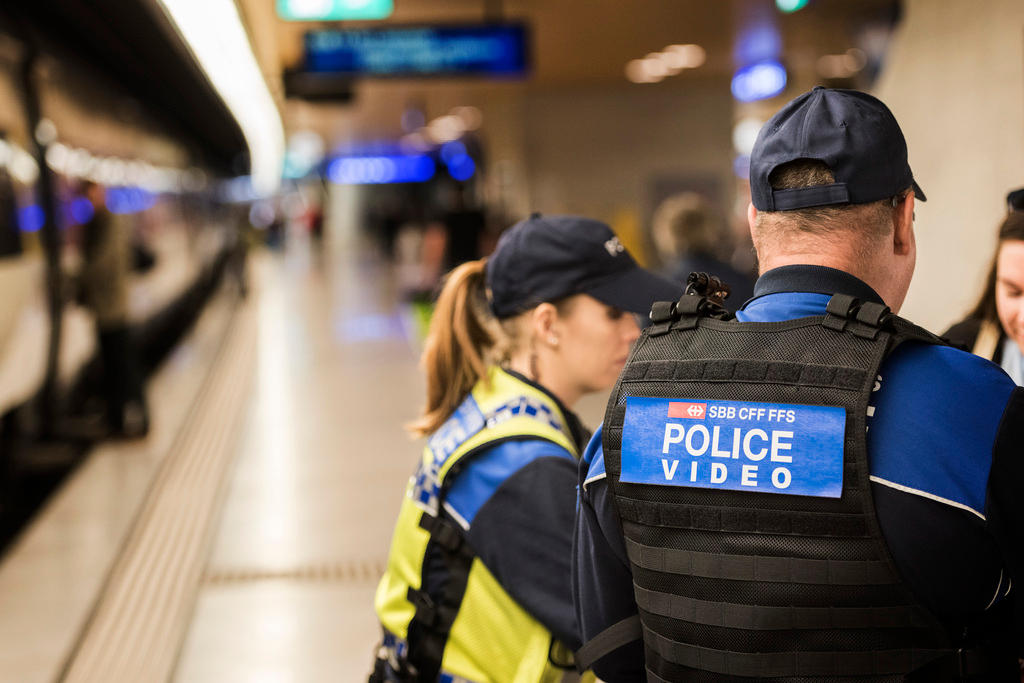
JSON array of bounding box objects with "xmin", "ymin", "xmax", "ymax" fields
[
  {"xmin": 574, "ymin": 615, "xmax": 642, "ymax": 672},
  {"xmin": 431, "ymin": 369, "xmax": 578, "ymax": 486},
  {"xmin": 822, "ymin": 294, "xmax": 948, "ymax": 349}
]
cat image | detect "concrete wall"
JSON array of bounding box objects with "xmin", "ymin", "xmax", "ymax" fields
[
  {"xmin": 519, "ymin": 79, "xmax": 735, "ymax": 264},
  {"xmin": 875, "ymin": 0, "xmax": 1024, "ymax": 332}
]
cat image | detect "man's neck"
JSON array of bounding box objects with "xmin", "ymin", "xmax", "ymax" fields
[
  {"xmin": 758, "ymin": 252, "xmax": 863, "ymax": 278},
  {"xmin": 758, "ymin": 253, "xmax": 896, "ymax": 309}
]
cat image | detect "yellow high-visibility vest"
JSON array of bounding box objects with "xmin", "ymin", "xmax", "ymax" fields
[{"xmin": 375, "ymin": 367, "xmax": 585, "ymax": 682}]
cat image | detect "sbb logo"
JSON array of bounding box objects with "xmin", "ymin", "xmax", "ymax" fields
[{"xmin": 668, "ymin": 402, "xmax": 707, "ymax": 419}]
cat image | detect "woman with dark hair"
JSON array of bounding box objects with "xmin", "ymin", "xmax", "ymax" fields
[
  {"xmin": 944, "ymin": 193, "xmax": 1024, "ymax": 384},
  {"xmin": 371, "ymin": 214, "xmax": 679, "ymax": 682}
]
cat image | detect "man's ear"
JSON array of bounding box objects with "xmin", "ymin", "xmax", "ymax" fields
[
  {"xmin": 893, "ymin": 193, "xmax": 915, "ymax": 256},
  {"xmin": 747, "ymin": 202, "xmax": 758, "ymax": 232}
]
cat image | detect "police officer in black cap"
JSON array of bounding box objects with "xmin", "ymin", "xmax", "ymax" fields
[
  {"xmin": 573, "ymin": 87, "xmax": 1024, "ymax": 681},
  {"xmin": 373, "ymin": 214, "xmax": 679, "ymax": 681}
]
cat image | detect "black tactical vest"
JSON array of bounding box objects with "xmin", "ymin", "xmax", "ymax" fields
[{"xmin": 601, "ymin": 292, "xmax": 995, "ymax": 681}]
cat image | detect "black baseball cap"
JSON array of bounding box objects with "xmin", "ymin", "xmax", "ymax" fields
[
  {"xmin": 750, "ymin": 86, "xmax": 926, "ymax": 211},
  {"xmin": 1007, "ymin": 187, "xmax": 1024, "ymax": 212},
  {"xmin": 485, "ymin": 213, "xmax": 681, "ymax": 318}
]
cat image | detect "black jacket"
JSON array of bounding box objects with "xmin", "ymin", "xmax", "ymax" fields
[{"xmin": 944, "ymin": 317, "xmax": 1005, "ymax": 364}]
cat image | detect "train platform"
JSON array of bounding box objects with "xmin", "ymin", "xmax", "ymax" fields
[{"xmin": 0, "ymin": 237, "xmax": 512, "ymax": 682}]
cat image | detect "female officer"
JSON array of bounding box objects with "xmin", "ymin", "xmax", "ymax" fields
[
  {"xmin": 372, "ymin": 214, "xmax": 679, "ymax": 682},
  {"xmin": 945, "ymin": 192, "xmax": 1024, "ymax": 384}
]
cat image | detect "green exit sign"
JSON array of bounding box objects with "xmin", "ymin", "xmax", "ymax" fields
[{"xmin": 277, "ymin": 0, "xmax": 394, "ymax": 21}]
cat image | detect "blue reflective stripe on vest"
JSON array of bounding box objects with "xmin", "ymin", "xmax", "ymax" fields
[{"xmin": 445, "ymin": 439, "xmax": 575, "ymax": 526}]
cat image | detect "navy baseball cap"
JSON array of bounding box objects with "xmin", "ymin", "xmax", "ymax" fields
[
  {"xmin": 750, "ymin": 86, "xmax": 926, "ymax": 211},
  {"xmin": 1007, "ymin": 187, "xmax": 1024, "ymax": 212},
  {"xmin": 485, "ymin": 213, "xmax": 681, "ymax": 318}
]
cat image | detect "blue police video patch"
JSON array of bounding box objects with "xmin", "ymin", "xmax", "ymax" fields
[{"xmin": 620, "ymin": 397, "xmax": 846, "ymax": 498}]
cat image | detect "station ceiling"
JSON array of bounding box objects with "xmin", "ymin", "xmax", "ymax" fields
[
  {"xmin": 240, "ymin": 0, "xmax": 900, "ymax": 145},
  {"xmin": 0, "ymin": 0, "xmax": 248, "ymax": 175},
  {"xmin": 0, "ymin": 0, "xmax": 904, "ymax": 178}
]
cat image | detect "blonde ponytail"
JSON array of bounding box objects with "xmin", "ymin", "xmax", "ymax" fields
[{"xmin": 407, "ymin": 259, "xmax": 505, "ymax": 438}]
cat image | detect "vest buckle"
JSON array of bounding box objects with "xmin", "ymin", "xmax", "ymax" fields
[
  {"xmin": 823, "ymin": 295, "xmax": 892, "ymax": 338},
  {"xmin": 406, "ymin": 587, "xmax": 438, "ymax": 627},
  {"xmin": 648, "ymin": 301, "xmax": 677, "ymax": 336},
  {"xmin": 419, "ymin": 513, "xmax": 465, "ymax": 552}
]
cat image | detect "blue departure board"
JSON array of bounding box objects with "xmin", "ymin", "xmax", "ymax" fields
[{"xmin": 303, "ymin": 24, "xmax": 529, "ymax": 78}]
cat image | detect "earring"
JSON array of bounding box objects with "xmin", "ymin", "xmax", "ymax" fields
[{"xmin": 548, "ymin": 335, "xmax": 558, "ymax": 345}]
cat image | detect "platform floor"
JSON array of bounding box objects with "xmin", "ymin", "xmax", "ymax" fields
[{"xmin": 174, "ymin": 240, "xmax": 426, "ymax": 681}]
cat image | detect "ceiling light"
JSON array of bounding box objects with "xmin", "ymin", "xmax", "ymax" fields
[
  {"xmin": 427, "ymin": 115, "xmax": 465, "ymax": 143},
  {"xmin": 817, "ymin": 48, "xmax": 867, "ymax": 79},
  {"xmin": 642, "ymin": 58, "xmax": 669, "ymax": 80},
  {"xmin": 45, "ymin": 143, "xmax": 68, "ymax": 173},
  {"xmin": 626, "ymin": 59, "xmax": 653, "ymax": 83},
  {"xmin": 731, "ymin": 61, "xmax": 787, "ymax": 102},
  {"xmin": 34, "ymin": 118, "xmax": 57, "ymax": 146},
  {"xmin": 627, "ymin": 44, "xmax": 705, "ymax": 84},
  {"xmin": 9, "ymin": 146, "xmax": 39, "ymax": 184},
  {"xmin": 452, "ymin": 106, "xmax": 483, "ymax": 131},
  {"xmin": 732, "ymin": 117, "xmax": 764, "ymax": 155},
  {"xmin": 844, "ymin": 48, "xmax": 867, "ymax": 71},
  {"xmin": 155, "ymin": 0, "xmax": 285, "ymax": 195},
  {"xmin": 664, "ymin": 44, "xmax": 706, "ymax": 69},
  {"xmin": 817, "ymin": 54, "xmax": 859, "ymax": 79}
]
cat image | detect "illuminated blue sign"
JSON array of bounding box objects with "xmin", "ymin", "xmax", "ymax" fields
[
  {"xmin": 18, "ymin": 205, "xmax": 44, "ymax": 233},
  {"xmin": 732, "ymin": 61, "xmax": 787, "ymax": 102},
  {"xmin": 69, "ymin": 197, "xmax": 95, "ymax": 224},
  {"xmin": 327, "ymin": 154, "xmax": 436, "ymax": 185},
  {"xmin": 440, "ymin": 141, "xmax": 476, "ymax": 181},
  {"xmin": 106, "ymin": 187, "xmax": 157, "ymax": 215},
  {"xmin": 305, "ymin": 24, "xmax": 529, "ymax": 78},
  {"xmin": 447, "ymin": 155, "xmax": 475, "ymax": 182}
]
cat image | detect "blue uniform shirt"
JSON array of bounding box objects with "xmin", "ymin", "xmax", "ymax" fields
[{"xmin": 573, "ymin": 265, "xmax": 1024, "ymax": 680}]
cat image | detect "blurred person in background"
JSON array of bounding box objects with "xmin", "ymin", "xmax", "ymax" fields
[
  {"xmin": 227, "ymin": 202, "xmax": 256, "ymax": 299},
  {"xmin": 371, "ymin": 214, "xmax": 680, "ymax": 682},
  {"xmin": 651, "ymin": 191, "xmax": 755, "ymax": 310},
  {"xmin": 78, "ymin": 181, "xmax": 148, "ymax": 438},
  {"xmin": 0, "ymin": 148, "xmax": 20, "ymax": 258},
  {"xmin": 944, "ymin": 189, "xmax": 1024, "ymax": 385},
  {"xmin": 439, "ymin": 183, "xmax": 485, "ymax": 273}
]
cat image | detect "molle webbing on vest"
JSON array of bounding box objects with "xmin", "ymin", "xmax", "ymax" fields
[
  {"xmin": 624, "ymin": 537, "xmax": 898, "ymax": 585},
  {"xmin": 603, "ymin": 295, "xmax": 953, "ymax": 681},
  {"xmin": 405, "ymin": 514, "xmax": 475, "ymax": 681},
  {"xmin": 641, "ymin": 623, "xmax": 949, "ymax": 679}
]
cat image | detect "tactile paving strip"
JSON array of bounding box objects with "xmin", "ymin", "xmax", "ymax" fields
[
  {"xmin": 58, "ymin": 302, "xmax": 256, "ymax": 683},
  {"xmin": 203, "ymin": 559, "xmax": 388, "ymax": 585}
]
